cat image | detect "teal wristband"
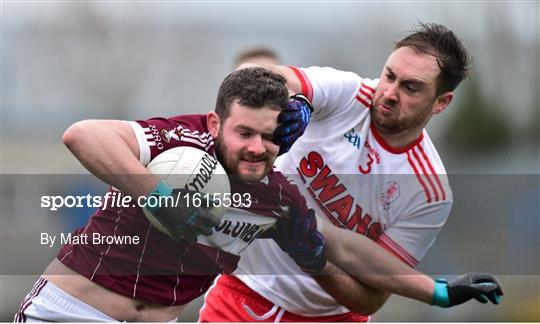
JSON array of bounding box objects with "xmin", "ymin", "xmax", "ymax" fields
[
  {"xmin": 432, "ymin": 278, "xmax": 450, "ymax": 307},
  {"xmin": 145, "ymin": 181, "xmax": 173, "ymax": 213}
]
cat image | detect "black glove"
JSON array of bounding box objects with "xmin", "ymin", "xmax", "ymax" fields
[
  {"xmin": 149, "ymin": 185, "xmax": 220, "ymax": 243},
  {"xmin": 271, "ymin": 207, "xmax": 326, "ymax": 273},
  {"xmin": 273, "ymin": 94, "xmax": 313, "ymax": 156},
  {"xmin": 432, "ymin": 273, "xmax": 504, "ymax": 307}
]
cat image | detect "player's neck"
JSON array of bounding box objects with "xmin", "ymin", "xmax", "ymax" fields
[{"xmin": 371, "ymin": 123, "xmax": 424, "ymax": 153}]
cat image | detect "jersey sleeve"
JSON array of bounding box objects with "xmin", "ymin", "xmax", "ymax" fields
[
  {"xmin": 288, "ymin": 66, "xmax": 376, "ymax": 121},
  {"xmin": 128, "ymin": 115, "xmax": 214, "ymax": 166},
  {"xmin": 375, "ymin": 199, "xmax": 452, "ymax": 267},
  {"xmin": 269, "ymin": 170, "xmax": 310, "ymax": 217}
]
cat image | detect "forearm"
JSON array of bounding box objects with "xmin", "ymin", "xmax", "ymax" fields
[
  {"xmin": 276, "ymin": 212, "xmax": 502, "ymax": 309},
  {"xmin": 322, "ymin": 224, "xmax": 434, "ymax": 304},
  {"xmin": 312, "ymin": 261, "xmax": 390, "ymax": 315},
  {"xmin": 63, "ymin": 120, "xmax": 158, "ymax": 198}
]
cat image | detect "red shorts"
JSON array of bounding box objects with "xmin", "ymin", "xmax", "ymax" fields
[{"xmin": 199, "ymin": 275, "xmax": 369, "ymax": 322}]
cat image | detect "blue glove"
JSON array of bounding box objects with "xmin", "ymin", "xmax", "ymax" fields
[
  {"xmin": 271, "ymin": 208, "xmax": 326, "ymax": 273},
  {"xmin": 273, "ymin": 94, "xmax": 313, "ymax": 156},
  {"xmin": 432, "ymin": 273, "xmax": 503, "ymax": 307}
]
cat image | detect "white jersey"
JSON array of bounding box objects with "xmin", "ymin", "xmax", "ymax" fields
[{"xmin": 236, "ymin": 66, "xmax": 453, "ymax": 316}]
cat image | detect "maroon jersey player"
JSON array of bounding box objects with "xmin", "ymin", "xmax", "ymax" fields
[{"xmin": 15, "ymin": 68, "xmax": 308, "ymax": 322}]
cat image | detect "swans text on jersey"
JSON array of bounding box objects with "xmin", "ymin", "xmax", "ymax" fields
[{"xmin": 297, "ymin": 151, "xmax": 382, "ymax": 240}]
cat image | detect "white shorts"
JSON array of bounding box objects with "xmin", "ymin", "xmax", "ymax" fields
[{"xmin": 14, "ymin": 277, "xmax": 118, "ymax": 322}]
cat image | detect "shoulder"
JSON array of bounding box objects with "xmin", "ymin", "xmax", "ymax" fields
[
  {"xmin": 416, "ymin": 131, "xmax": 447, "ymax": 172},
  {"xmin": 300, "ymin": 66, "xmax": 379, "ymax": 88},
  {"xmin": 293, "ymin": 67, "xmax": 379, "ymax": 119},
  {"xmin": 152, "ymin": 114, "xmax": 209, "ymax": 133},
  {"xmin": 131, "ymin": 114, "xmax": 215, "ymax": 161},
  {"xmin": 300, "ymin": 66, "xmax": 364, "ymax": 89},
  {"xmin": 292, "ymin": 66, "xmax": 374, "ymax": 99},
  {"xmin": 404, "ymin": 131, "xmax": 453, "ymax": 205}
]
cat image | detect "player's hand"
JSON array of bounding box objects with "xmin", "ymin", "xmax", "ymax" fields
[
  {"xmin": 148, "ymin": 183, "xmax": 220, "ymax": 243},
  {"xmin": 271, "ymin": 207, "xmax": 326, "ymax": 273},
  {"xmin": 432, "ymin": 273, "xmax": 504, "ymax": 307},
  {"xmin": 273, "ymin": 94, "xmax": 313, "ymax": 156}
]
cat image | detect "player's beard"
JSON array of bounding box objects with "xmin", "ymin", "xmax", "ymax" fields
[
  {"xmin": 214, "ymin": 131, "xmax": 274, "ymax": 184},
  {"xmin": 370, "ymin": 101, "xmax": 432, "ymax": 135}
]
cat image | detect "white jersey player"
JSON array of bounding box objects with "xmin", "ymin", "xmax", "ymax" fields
[
  {"xmin": 200, "ymin": 23, "xmax": 491, "ymax": 322},
  {"xmin": 236, "ymin": 65, "xmax": 451, "ymax": 314}
]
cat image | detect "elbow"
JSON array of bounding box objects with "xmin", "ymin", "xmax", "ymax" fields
[
  {"xmin": 347, "ymin": 289, "xmax": 390, "ymax": 316},
  {"xmin": 348, "ymin": 301, "xmax": 384, "ymax": 316},
  {"xmin": 365, "ymin": 303, "xmax": 385, "ymax": 316},
  {"xmin": 62, "ymin": 123, "xmax": 77, "ymax": 149},
  {"xmin": 62, "ymin": 120, "xmax": 93, "ymax": 150}
]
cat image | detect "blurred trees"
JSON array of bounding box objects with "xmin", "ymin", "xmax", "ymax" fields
[{"xmin": 442, "ymin": 80, "xmax": 512, "ymax": 152}]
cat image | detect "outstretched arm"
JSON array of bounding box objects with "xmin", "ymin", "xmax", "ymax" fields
[
  {"xmin": 271, "ymin": 208, "xmax": 503, "ymax": 308},
  {"xmin": 322, "ymin": 221, "xmax": 434, "ymax": 303},
  {"xmin": 322, "ymin": 221, "xmax": 503, "ymax": 307}
]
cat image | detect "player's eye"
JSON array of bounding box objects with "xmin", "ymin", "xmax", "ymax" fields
[
  {"xmin": 404, "ymin": 84, "xmax": 419, "ymax": 93},
  {"xmin": 385, "ymin": 73, "xmax": 396, "ymax": 81},
  {"xmin": 262, "ymin": 134, "xmax": 274, "ymax": 142}
]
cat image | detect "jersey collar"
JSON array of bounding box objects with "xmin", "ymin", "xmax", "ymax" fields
[{"xmin": 369, "ymin": 122, "xmax": 424, "ymax": 154}]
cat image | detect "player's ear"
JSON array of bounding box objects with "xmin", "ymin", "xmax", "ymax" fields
[
  {"xmin": 207, "ymin": 112, "xmax": 221, "ymax": 139},
  {"xmin": 432, "ymin": 92, "xmax": 453, "ymax": 115}
]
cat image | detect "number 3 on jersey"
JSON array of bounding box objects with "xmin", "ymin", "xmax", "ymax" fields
[
  {"xmin": 358, "ymin": 141, "xmax": 381, "ymax": 174},
  {"xmin": 359, "ymin": 153, "xmax": 375, "ymax": 174}
]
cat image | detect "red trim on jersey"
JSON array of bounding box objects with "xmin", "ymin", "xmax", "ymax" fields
[
  {"xmin": 355, "ymin": 94, "xmax": 370, "ymax": 108},
  {"xmin": 370, "ymin": 123, "xmax": 424, "ymax": 154},
  {"xmin": 417, "ymin": 145, "xmax": 446, "ymax": 200},
  {"xmin": 288, "ymin": 66, "xmax": 313, "ymax": 102},
  {"xmin": 411, "ymin": 148, "xmax": 439, "ymax": 202},
  {"xmin": 376, "ymin": 233, "xmax": 419, "ymax": 267},
  {"xmin": 358, "ymin": 88, "xmax": 373, "ymax": 99},
  {"xmin": 406, "ymin": 151, "xmax": 432, "ymax": 203},
  {"xmin": 361, "ymin": 82, "xmax": 376, "ymax": 94},
  {"xmin": 356, "ymin": 85, "xmax": 374, "ymax": 109}
]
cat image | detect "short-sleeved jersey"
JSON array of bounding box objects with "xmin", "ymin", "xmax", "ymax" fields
[
  {"xmin": 57, "ymin": 114, "xmax": 308, "ymax": 306},
  {"xmin": 236, "ymin": 67, "xmax": 453, "ymax": 315}
]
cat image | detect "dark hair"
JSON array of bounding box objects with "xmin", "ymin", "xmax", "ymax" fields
[
  {"xmin": 234, "ymin": 47, "xmax": 280, "ymax": 66},
  {"xmin": 395, "ymin": 22, "xmax": 471, "ymax": 95},
  {"xmin": 215, "ymin": 67, "xmax": 289, "ymax": 120}
]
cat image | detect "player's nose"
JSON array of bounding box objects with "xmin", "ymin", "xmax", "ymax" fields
[
  {"xmin": 382, "ymin": 84, "xmax": 398, "ymax": 102},
  {"xmin": 246, "ymin": 135, "xmax": 266, "ymax": 155}
]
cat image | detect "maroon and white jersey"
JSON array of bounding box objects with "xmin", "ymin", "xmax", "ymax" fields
[
  {"xmin": 236, "ymin": 67, "xmax": 453, "ymax": 315},
  {"xmin": 57, "ymin": 114, "xmax": 308, "ymax": 306}
]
